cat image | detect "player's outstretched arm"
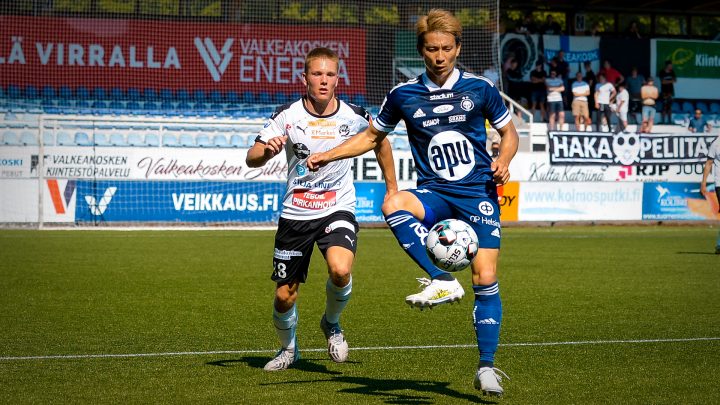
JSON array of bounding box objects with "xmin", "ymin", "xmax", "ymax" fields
[
  {"xmin": 246, "ymin": 135, "xmax": 287, "ymax": 168},
  {"xmin": 491, "ymin": 122, "xmax": 520, "ymax": 185},
  {"xmin": 373, "ymin": 135, "xmax": 399, "ymax": 200},
  {"xmin": 307, "ymin": 125, "xmax": 388, "ymax": 171}
]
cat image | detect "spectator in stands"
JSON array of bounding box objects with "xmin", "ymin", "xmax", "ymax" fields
[
  {"xmin": 584, "ymin": 61, "xmax": 597, "ymax": 125},
  {"xmin": 503, "ymin": 58, "xmax": 524, "ymax": 106},
  {"xmin": 660, "ymin": 61, "xmax": 677, "ymax": 124},
  {"xmin": 515, "ymin": 13, "xmax": 537, "ymax": 34},
  {"xmin": 625, "ymin": 21, "xmax": 642, "ymax": 39},
  {"xmin": 246, "ymin": 47, "xmax": 397, "ymax": 372},
  {"xmin": 542, "ymin": 15, "xmax": 562, "ymax": 35},
  {"xmin": 625, "ymin": 67, "xmax": 645, "ymax": 125},
  {"xmin": 595, "ymin": 73, "xmax": 616, "ymax": 132},
  {"xmin": 530, "ymin": 61, "xmax": 547, "ymax": 121},
  {"xmin": 546, "ymin": 69, "xmax": 565, "ymax": 131},
  {"xmin": 700, "ymin": 135, "xmax": 720, "ymax": 254},
  {"xmin": 688, "ymin": 109, "xmax": 712, "ymax": 133},
  {"xmin": 599, "ymin": 60, "xmax": 624, "ymax": 85},
  {"xmin": 482, "ymin": 63, "xmax": 500, "ymax": 87},
  {"xmin": 571, "ymin": 72, "xmax": 591, "ymax": 131},
  {"xmin": 615, "ymin": 82, "xmax": 629, "ymax": 132},
  {"xmin": 641, "ymin": 77, "xmax": 659, "ymax": 133}
]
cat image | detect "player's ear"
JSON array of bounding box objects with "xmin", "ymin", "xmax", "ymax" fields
[{"xmin": 301, "ymin": 72, "xmax": 308, "ymax": 87}]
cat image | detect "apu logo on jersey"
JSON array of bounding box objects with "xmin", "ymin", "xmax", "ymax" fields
[
  {"xmin": 427, "ymin": 131, "xmax": 475, "ymax": 181},
  {"xmin": 194, "ymin": 37, "xmax": 234, "ymax": 82},
  {"xmin": 85, "ymin": 187, "xmax": 117, "ymax": 216}
]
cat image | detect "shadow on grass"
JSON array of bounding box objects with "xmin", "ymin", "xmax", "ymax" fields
[
  {"xmin": 676, "ymin": 251, "xmax": 719, "ymax": 255},
  {"xmin": 207, "ymin": 356, "xmax": 496, "ymax": 404}
]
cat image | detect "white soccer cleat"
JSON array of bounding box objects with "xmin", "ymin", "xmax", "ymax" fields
[
  {"xmin": 474, "ymin": 366, "xmax": 509, "ymax": 396},
  {"xmin": 263, "ymin": 346, "xmax": 299, "ymax": 371},
  {"xmin": 320, "ymin": 314, "xmax": 349, "ymax": 363},
  {"xmin": 405, "ymin": 277, "xmax": 464, "ymax": 309}
]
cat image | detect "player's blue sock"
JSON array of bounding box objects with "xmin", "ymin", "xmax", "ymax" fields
[
  {"xmin": 473, "ymin": 282, "xmax": 502, "ymax": 367},
  {"xmin": 325, "ymin": 276, "xmax": 352, "ymax": 325},
  {"xmin": 385, "ymin": 210, "xmax": 447, "ymax": 279},
  {"xmin": 273, "ymin": 303, "xmax": 297, "ymax": 350}
]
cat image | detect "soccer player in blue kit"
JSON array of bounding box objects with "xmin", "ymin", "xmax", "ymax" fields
[{"xmin": 307, "ymin": 9, "xmax": 519, "ymax": 396}]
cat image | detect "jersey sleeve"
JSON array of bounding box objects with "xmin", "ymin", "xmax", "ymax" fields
[
  {"xmin": 372, "ymin": 89, "xmax": 402, "ymax": 133},
  {"xmin": 483, "ymin": 83, "xmax": 512, "ymax": 129},
  {"xmin": 256, "ymin": 105, "xmax": 288, "ymax": 144}
]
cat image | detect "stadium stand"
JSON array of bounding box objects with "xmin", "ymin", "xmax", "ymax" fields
[
  {"xmin": 2, "ymin": 131, "xmax": 18, "ymax": 145},
  {"xmin": 56, "ymin": 132, "xmax": 74, "ymax": 146},
  {"xmin": 94, "ymin": 133, "xmax": 111, "ymax": 147},
  {"xmin": 74, "ymin": 132, "xmax": 92, "ymax": 146},
  {"xmin": 145, "ymin": 133, "xmax": 160, "ymax": 147},
  {"xmin": 162, "ymin": 133, "xmax": 179, "ymax": 147}
]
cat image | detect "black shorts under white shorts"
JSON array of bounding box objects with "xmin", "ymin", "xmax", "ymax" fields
[{"xmin": 271, "ymin": 210, "xmax": 359, "ymax": 285}]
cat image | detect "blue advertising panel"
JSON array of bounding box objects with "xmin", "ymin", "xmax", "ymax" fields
[
  {"xmin": 642, "ymin": 182, "xmax": 713, "ymax": 220},
  {"xmin": 354, "ymin": 182, "xmax": 386, "ymax": 223},
  {"xmin": 75, "ymin": 180, "xmax": 284, "ymax": 223}
]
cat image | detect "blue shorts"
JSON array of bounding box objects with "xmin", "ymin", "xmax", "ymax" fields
[{"xmin": 408, "ymin": 188, "xmax": 501, "ymax": 249}]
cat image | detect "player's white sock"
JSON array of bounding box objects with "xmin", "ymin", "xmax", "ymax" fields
[
  {"xmin": 325, "ymin": 276, "xmax": 352, "ymax": 325},
  {"xmin": 273, "ymin": 304, "xmax": 297, "ymax": 350}
]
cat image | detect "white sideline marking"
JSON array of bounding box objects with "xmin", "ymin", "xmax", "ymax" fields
[{"xmin": 1, "ymin": 337, "xmax": 718, "ymax": 362}]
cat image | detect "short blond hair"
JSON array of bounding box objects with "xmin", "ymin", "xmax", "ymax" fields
[
  {"xmin": 415, "ymin": 9, "xmax": 462, "ymax": 53},
  {"xmin": 304, "ymin": 47, "xmax": 339, "ymax": 74}
]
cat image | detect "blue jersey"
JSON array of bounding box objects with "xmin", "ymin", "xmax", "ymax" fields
[{"xmin": 374, "ymin": 69, "xmax": 511, "ymax": 196}]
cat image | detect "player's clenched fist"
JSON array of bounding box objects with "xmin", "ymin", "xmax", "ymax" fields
[
  {"xmin": 306, "ymin": 152, "xmax": 329, "ymax": 171},
  {"xmin": 264, "ymin": 135, "xmax": 288, "ymax": 157},
  {"xmin": 491, "ymin": 158, "xmax": 511, "ymax": 185}
]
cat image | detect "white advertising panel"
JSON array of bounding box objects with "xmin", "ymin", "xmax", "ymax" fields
[{"xmin": 519, "ymin": 182, "xmax": 644, "ymax": 221}]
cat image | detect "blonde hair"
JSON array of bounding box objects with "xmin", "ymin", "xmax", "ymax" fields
[
  {"xmin": 415, "ymin": 9, "xmax": 462, "ymax": 53},
  {"xmin": 304, "ymin": 47, "xmax": 339, "ymax": 74}
]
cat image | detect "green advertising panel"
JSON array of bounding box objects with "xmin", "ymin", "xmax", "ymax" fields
[{"xmin": 655, "ymin": 39, "xmax": 720, "ymax": 79}]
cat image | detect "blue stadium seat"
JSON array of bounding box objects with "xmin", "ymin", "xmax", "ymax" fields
[
  {"xmin": 127, "ymin": 133, "xmax": 145, "ymax": 146},
  {"xmin": 196, "ymin": 134, "xmax": 211, "ymax": 147},
  {"xmin": 177, "ymin": 89, "xmax": 190, "ymax": 101},
  {"xmin": 93, "ymin": 87, "xmax": 107, "ymax": 100},
  {"xmin": 143, "ymin": 88, "xmax": 158, "ymax": 101},
  {"xmin": 177, "ymin": 102, "xmax": 192, "ymax": 112},
  {"xmin": 351, "ymin": 94, "xmax": 367, "ymax": 106},
  {"xmin": 19, "ymin": 131, "xmax": 37, "ymax": 146},
  {"xmin": 274, "ymin": 92, "xmax": 288, "ymax": 104},
  {"xmin": 43, "ymin": 132, "xmax": 55, "ymax": 146},
  {"xmin": 76, "ymin": 100, "xmax": 91, "ymax": 114},
  {"xmin": 209, "ymin": 90, "xmax": 223, "ymax": 103},
  {"xmin": 160, "ymin": 88, "xmax": 174, "ymax": 100},
  {"xmin": 392, "ymin": 137, "xmax": 410, "ymax": 150},
  {"xmin": 696, "ymin": 101, "xmax": 709, "ymax": 114},
  {"xmin": 681, "ymin": 101, "xmax": 694, "ymax": 114},
  {"xmin": 258, "ymin": 92, "xmax": 272, "ymax": 104},
  {"xmin": 94, "ymin": 133, "xmax": 111, "ymax": 146},
  {"xmin": 56, "ymin": 132, "xmax": 73, "ymax": 146},
  {"xmin": 241, "ymin": 91, "xmax": 256, "ymax": 104},
  {"xmin": 225, "ymin": 91, "xmax": 240, "ymax": 103},
  {"xmin": 179, "ymin": 133, "xmax": 195, "ymax": 147},
  {"xmin": 193, "ymin": 89, "xmax": 206, "ymax": 102},
  {"xmin": 76, "ymin": 87, "xmax": 90, "ymax": 100},
  {"xmin": 230, "ymin": 134, "xmax": 247, "ymax": 148},
  {"xmin": 127, "ymin": 88, "xmax": 141, "ymax": 101},
  {"xmin": 25, "ymin": 86, "xmax": 39, "ymax": 99},
  {"xmin": 42, "ymin": 86, "xmax": 56, "ymax": 99},
  {"xmin": 108, "ymin": 100, "xmax": 125, "ymax": 114},
  {"xmin": 193, "ymin": 102, "xmax": 209, "ymax": 111},
  {"xmin": 2, "ymin": 131, "xmax": 19, "ymax": 145},
  {"xmin": 75, "ymin": 132, "xmax": 92, "ymax": 146},
  {"xmin": 145, "ymin": 133, "xmax": 160, "ymax": 147},
  {"xmin": 709, "ymin": 102, "xmax": 720, "ymax": 115},
  {"xmin": 213, "ymin": 134, "xmax": 230, "ymax": 147},
  {"xmin": 162, "ymin": 133, "xmax": 179, "ymax": 147},
  {"xmin": 126, "ymin": 101, "xmax": 141, "ymax": 114},
  {"xmin": 7, "ymin": 85, "xmax": 21, "ymax": 98},
  {"xmin": 160, "ymin": 101, "xmax": 175, "ymax": 111},
  {"xmin": 59, "ymin": 86, "xmax": 73, "ymax": 99},
  {"xmin": 111, "ymin": 87, "xmax": 125, "ymax": 100}
]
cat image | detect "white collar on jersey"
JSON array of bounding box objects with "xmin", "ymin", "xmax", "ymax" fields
[{"xmin": 422, "ymin": 68, "xmax": 460, "ymax": 91}]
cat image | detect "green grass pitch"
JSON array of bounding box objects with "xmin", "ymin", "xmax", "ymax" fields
[{"xmin": 1, "ymin": 226, "xmax": 719, "ymax": 404}]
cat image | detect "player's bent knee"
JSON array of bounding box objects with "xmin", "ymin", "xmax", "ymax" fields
[{"xmin": 274, "ymin": 283, "xmax": 298, "ymax": 307}]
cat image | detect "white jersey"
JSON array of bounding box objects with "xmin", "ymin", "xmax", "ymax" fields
[
  {"xmin": 257, "ymin": 98, "xmax": 370, "ymax": 220},
  {"xmin": 708, "ymin": 136, "xmax": 720, "ymax": 184}
]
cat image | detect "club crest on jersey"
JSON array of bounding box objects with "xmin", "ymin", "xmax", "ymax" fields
[
  {"xmin": 461, "ymin": 96, "xmax": 475, "ymax": 112},
  {"xmin": 413, "ymin": 108, "xmax": 426, "ymax": 118},
  {"xmin": 339, "ymin": 124, "xmax": 351, "ymax": 138},
  {"xmin": 293, "ymin": 143, "xmax": 310, "ymax": 159},
  {"xmin": 427, "ymin": 131, "xmax": 475, "ymax": 181}
]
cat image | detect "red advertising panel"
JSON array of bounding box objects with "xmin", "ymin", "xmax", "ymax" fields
[{"xmin": 0, "ymin": 17, "xmax": 366, "ymax": 94}]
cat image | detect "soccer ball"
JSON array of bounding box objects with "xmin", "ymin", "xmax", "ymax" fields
[{"xmin": 425, "ymin": 219, "xmax": 479, "ymax": 272}]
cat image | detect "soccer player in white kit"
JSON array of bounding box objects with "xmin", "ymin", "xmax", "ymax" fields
[{"xmin": 246, "ymin": 47, "xmax": 398, "ymax": 371}]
